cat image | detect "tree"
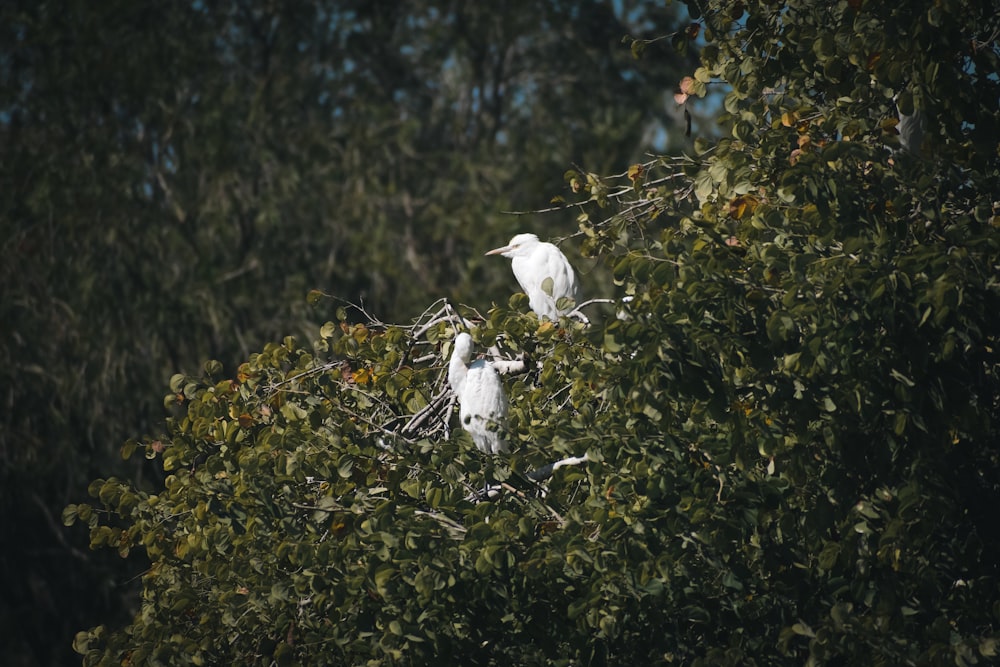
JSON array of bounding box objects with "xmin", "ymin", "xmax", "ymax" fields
[
  {"xmin": 69, "ymin": 0, "xmax": 1000, "ymax": 665},
  {"xmin": 1, "ymin": 1, "xmax": 688, "ymax": 663}
]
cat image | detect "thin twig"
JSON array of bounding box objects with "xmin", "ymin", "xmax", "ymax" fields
[
  {"xmin": 414, "ymin": 509, "xmax": 467, "ymax": 538},
  {"xmin": 32, "ymin": 492, "xmax": 90, "ymax": 562}
]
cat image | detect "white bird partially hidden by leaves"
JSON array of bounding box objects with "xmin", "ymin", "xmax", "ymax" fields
[
  {"xmin": 895, "ymin": 90, "xmax": 926, "ymax": 155},
  {"xmin": 486, "ymin": 233, "xmax": 581, "ymax": 320},
  {"xmin": 448, "ymin": 333, "xmax": 508, "ymax": 455}
]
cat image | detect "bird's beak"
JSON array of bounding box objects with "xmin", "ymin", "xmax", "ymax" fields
[{"xmin": 485, "ymin": 244, "xmax": 511, "ymax": 256}]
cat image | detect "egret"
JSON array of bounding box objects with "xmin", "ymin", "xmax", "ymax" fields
[
  {"xmin": 486, "ymin": 233, "xmax": 580, "ymax": 320},
  {"xmin": 897, "ymin": 106, "xmax": 925, "ymax": 154},
  {"xmin": 447, "ymin": 333, "xmax": 508, "ymax": 455},
  {"xmin": 894, "ymin": 91, "xmax": 925, "ymax": 154}
]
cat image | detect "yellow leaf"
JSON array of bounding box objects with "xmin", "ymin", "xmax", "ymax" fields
[{"xmin": 352, "ymin": 368, "xmax": 373, "ymax": 385}]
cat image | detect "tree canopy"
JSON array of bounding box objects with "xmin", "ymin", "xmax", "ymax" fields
[{"xmin": 62, "ymin": 0, "xmax": 1000, "ymax": 664}]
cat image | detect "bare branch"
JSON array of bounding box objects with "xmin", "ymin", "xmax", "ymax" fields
[{"xmin": 526, "ymin": 454, "xmax": 591, "ymax": 482}]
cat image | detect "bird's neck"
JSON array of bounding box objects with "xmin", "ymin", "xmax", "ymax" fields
[{"xmin": 448, "ymin": 356, "xmax": 468, "ymax": 395}]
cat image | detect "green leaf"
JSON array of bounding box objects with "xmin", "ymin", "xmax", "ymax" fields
[
  {"xmin": 61, "ymin": 504, "xmax": 78, "ymax": 527},
  {"xmin": 72, "ymin": 631, "xmax": 94, "ymax": 655},
  {"xmin": 791, "ymin": 621, "xmax": 816, "ymax": 637},
  {"xmin": 541, "ymin": 276, "xmax": 554, "ymax": 297},
  {"xmin": 121, "ymin": 439, "xmax": 138, "ymax": 460},
  {"xmin": 374, "ymin": 565, "xmax": 396, "ymax": 597},
  {"xmin": 306, "ymin": 289, "xmax": 324, "ymax": 306},
  {"xmin": 169, "ymin": 373, "xmax": 186, "ymax": 393},
  {"xmin": 603, "ymin": 330, "xmax": 624, "ymax": 354}
]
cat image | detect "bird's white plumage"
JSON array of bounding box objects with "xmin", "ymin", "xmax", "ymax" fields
[
  {"xmin": 894, "ymin": 91, "xmax": 926, "ymax": 155},
  {"xmin": 448, "ymin": 333, "xmax": 508, "ymax": 454},
  {"xmin": 897, "ymin": 107, "xmax": 925, "ymax": 154},
  {"xmin": 486, "ymin": 233, "xmax": 580, "ymax": 320}
]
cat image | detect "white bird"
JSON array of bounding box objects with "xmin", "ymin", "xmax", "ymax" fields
[
  {"xmin": 894, "ymin": 91, "xmax": 926, "ymax": 155},
  {"xmin": 486, "ymin": 233, "xmax": 580, "ymax": 320},
  {"xmin": 448, "ymin": 333, "xmax": 508, "ymax": 455},
  {"xmin": 897, "ymin": 107, "xmax": 925, "ymax": 154}
]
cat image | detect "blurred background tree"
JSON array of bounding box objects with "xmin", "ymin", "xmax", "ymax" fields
[{"xmin": 0, "ymin": 1, "xmax": 690, "ymax": 664}]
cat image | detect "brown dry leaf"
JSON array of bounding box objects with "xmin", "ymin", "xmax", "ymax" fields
[
  {"xmin": 729, "ymin": 198, "xmax": 747, "ymax": 219},
  {"xmin": 728, "ymin": 195, "xmax": 758, "ymax": 219}
]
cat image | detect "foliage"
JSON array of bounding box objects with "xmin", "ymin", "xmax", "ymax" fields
[
  {"xmin": 1, "ymin": 1, "xmax": 687, "ymax": 662},
  {"xmin": 69, "ymin": 0, "xmax": 1000, "ymax": 665}
]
